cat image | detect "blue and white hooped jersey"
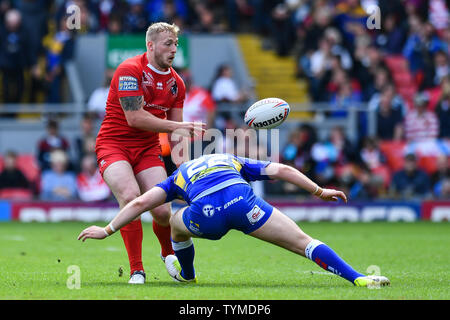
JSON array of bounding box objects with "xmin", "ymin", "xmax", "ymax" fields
[{"xmin": 157, "ymin": 153, "xmax": 272, "ymax": 204}]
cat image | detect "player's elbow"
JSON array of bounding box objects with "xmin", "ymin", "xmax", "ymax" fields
[
  {"xmin": 125, "ymin": 113, "xmax": 140, "ymax": 128},
  {"xmin": 130, "ymin": 196, "xmax": 148, "ymax": 212},
  {"xmin": 267, "ymin": 163, "xmax": 293, "ymax": 180}
]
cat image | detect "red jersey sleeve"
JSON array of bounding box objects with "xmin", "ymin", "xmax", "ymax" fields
[
  {"xmin": 172, "ymin": 74, "xmax": 186, "ymax": 109},
  {"xmin": 114, "ymin": 62, "xmax": 144, "ymax": 98}
]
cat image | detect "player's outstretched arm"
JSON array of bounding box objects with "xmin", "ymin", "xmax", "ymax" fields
[
  {"xmin": 77, "ymin": 187, "xmax": 167, "ymax": 242},
  {"xmin": 265, "ymin": 163, "xmax": 347, "ymax": 202},
  {"xmin": 119, "ymin": 96, "xmax": 205, "ymax": 136}
]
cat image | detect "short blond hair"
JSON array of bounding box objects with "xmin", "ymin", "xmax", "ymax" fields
[
  {"xmin": 50, "ymin": 149, "xmax": 68, "ymax": 165},
  {"xmin": 145, "ymin": 22, "xmax": 179, "ymax": 43}
]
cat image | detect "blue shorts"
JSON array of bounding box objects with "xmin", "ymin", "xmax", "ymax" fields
[{"xmin": 182, "ymin": 183, "xmax": 274, "ymax": 240}]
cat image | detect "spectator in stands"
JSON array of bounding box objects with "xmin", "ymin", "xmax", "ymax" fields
[
  {"xmin": 122, "ymin": 0, "xmax": 147, "ymax": 33},
  {"xmin": 391, "ymin": 153, "xmax": 431, "ymax": 199},
  {"xmin": 43, "ymin": 15, "xmax": 75, "ymax": 103},
  {"xmin": 442, "ymin": 26, "xmax": 450, "ymax": 56},
  {"xmin": 348, "ymin": 166, "xmax": 384, "ymax": 200},
  {"xmin": 360, "ymin": 137, "xmax": 387, "ymax": 171},
  {"xmin": 181, "ymin": 70, "xmax": 216, "ymax": 158},
  {"xmin": 191, "ymin": 1, "xmax": 223, "ymax": 33},
  {"xmin": 107, "ymin": 14, "xmax": 123, "ymax": 34},
  {"xmin": 146, "ymin": 0, "xmax": 189, "ymax": 25},
  {"xmin": 225, "ymin": 0, "xmax": 255, "ymax": 33},
  {"xmin": 403, "ymin": 17, "xmax": 445, "ymax": 89},
  {"xmin": 282, "ymin": 123, "xmax": 317, "ymax": 177},
  {"xmin": 372, "ymin": 66, "xmax": 393, "ymax": 96},
  {"xmin": 40, "ymin": 149, "xmax": 77, "ymax": 201},
  {"xmin": 353, "ymin": 40, "xmax": 386, "ymax": 101},
  {"xmin": 76, "ymin": 153, "xmax": 110, "ymax": 202},
  {"xmin": 328, "ymin": 71, "xmax": 362, "ymax": 117},
  {"xmin": 270, "ymin": 2, "xmax": 296, "ymax": 56},
  {"xmin": 333, "ymin": 0, "xmax": 368, "ymax": 50},
  {"xmin": 299, "ymin": 5, "xmax": 333, "ymax": 56},
  {"xmin": 359, "ymin": 136, "xmax": 391, "ymax": 189},
  {"xmin": 433, "ymin": 50, "xmax": 450, "ymax": 86},
  {"xmin": 374, "ymin": 12, "xmax": 407, "ymax": 54},
  {"xmin": 0, "ymin": 0, "xmax": 12, "ymax": 18},
  {"xmin": 210, "ymin": 64, "xmax": 248, "ymax": 103},
  {"xmin": 278, "ymin": 123, "xmax": 317, "ymax": 195},
  {"xmin": 428, "ymin": 0, "xmax": 449, "ymax": 37},
  {"xmin": 37, "ymin": 119, "xmax": 71, "ymax": 171},
  {"xmin": 307, "ymin": 36, "xmax": 335, "ymax": 101},
  {"xmin": 0, "ymin": 9, "xmax": 31, "ymax": 103},
  {"xmin": 75, "ymin": 113, "xmax": 97, "ymax": 171},
  {"xmin": 373, "ymin": 85, "xmax": 405, "ymax": 141},
  {"xmin": 182, "ymin": 71, "xmax": 216, "ymax": 129},
  {"xmin": 435, "ymin": 77, "xmax": 450, "ymax": 139},
  {"xmin": 0, "ymin": 151, "xmax": 31, "ymax": 197},
  {"xmin": 434, "ymin": 177, "xmax": 450, "ymax": 198},
  {"xmin": 95, "ymin": 0, "xmax": 119, "ymax": 31},
  {"xmin": 431, "ymin": 154, "xmax": 450, "ymax": 198},
  {"xmin": 324, "ymin": 27, "xmax": 353, "ymax": 72},
  {"xmin": 311, "ymin": 126, "xmax": 358, "ymax": 187},
  {"xmin": 87, "ymin": 68, "xmax": 114, "ymax": 117},
  {"xmin": 369, "ymin": 82, "xmax": 407, "ymax": 115},
  {"xmin": 404, "ymin": 92, "xmax": 440, "ymax": 142},
  {"xmin": 16, "ymin": 0, "xmax": 51, "ymax": 62}
]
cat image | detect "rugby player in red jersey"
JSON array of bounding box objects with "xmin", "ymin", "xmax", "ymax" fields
[{"xmin": 95, "ymin": 22, "xmax": 204, "ymax": 284}]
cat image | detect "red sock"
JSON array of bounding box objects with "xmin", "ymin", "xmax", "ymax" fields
[
  {"xmin": 152, "ymin": 220, "xmax": 174, "ymax": 258},
  {"xmin": 120, "ymin": 219, "xmax": 144, "ymax": 275}
]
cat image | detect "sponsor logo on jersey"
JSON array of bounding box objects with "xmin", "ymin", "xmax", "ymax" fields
[
  {"xmin": 170, "ymin": 82, "xmax": 178, "ymax": 95},
  {"xmin": 202, "ymin": 204, "xmax": 215, "ymax": 217},
  {"xmin": 156, "ymin": 82, "xmax": 163, "ymax": 90},
  {"xmin": 118, "ymin": 76, "xmax": 138, "ymax": 91},
  {"xmin": 246, "ymin": 205, "xmax": 265, "ymax": 225},
  {"xmin": 142, "ymin": 71, "xmax": 154, "ymax": 86}
]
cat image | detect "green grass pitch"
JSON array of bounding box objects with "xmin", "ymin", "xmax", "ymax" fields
[{"xmin": 0, "ymin": 221, "xmax": 449, "ymax": 300}]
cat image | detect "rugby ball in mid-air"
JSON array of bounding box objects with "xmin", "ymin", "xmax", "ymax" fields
[{"xmin": 244, "ymin": 98, "xmax": 290, "ymax": 129}]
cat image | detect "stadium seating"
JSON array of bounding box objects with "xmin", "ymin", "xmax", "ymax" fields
[
  {"xmin": 0, "ymin": 188, "xmax": 33, "ymax": 200},
  {"xmin": 385, "ymin": 55, "xmax": 417, "ymax": 110},
  {"xmin": 379, "ymin": 140, "xmax": 441, "ymax": 175},
  {"xmin": 0, "ymin": 153, "xmax": 41, "ymax": 196},
  {"xmin": 379, "ymin": 140, "xmax": 407, "ymax": 172}
]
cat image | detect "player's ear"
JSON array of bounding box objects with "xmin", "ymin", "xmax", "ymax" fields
[{"xmin": 147, "ymin": 41, "xmax": 153, "ymax": 52}]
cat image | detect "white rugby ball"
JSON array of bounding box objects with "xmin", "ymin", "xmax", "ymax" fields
[{"xmin": 244, "ymin": 98, "xmax": 290, "ymax": 129}]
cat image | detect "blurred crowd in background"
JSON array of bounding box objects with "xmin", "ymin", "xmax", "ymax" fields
[{"xmin": 0, "ymin": 0, "xmax": 449, "ymax": 202}]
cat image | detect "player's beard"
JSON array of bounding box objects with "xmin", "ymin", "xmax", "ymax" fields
[{"xmin": 154, "ymin": 51, "xmax": 173, "ymax": 71}]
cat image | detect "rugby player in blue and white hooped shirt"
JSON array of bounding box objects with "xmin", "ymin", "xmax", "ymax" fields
[{"xmin": 78, "ymin": 153, "xmax": 390, "ymax": 287}]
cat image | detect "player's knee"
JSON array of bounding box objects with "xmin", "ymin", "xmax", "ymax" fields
[
  {"xmin": 170, "ymin": 224, "xmax": 188, "ymax": 242},
  {"xmin": 150, "ymin": 205, "xmax": 171, "ymax": 226},
  {"xmin": 118, "ymin": 190, "xmax": 141, "ymax": 207}
]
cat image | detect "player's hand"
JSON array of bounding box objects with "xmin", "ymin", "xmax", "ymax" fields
[
  {"xmin": 173, "ymin": 121, "xmax": 206, "ymax": 138},
  {"xmin": 77, "ymin": 226, "xmax": 107, "ymax": 242},
  {"xmin": 317, "ymin": 188, "xmax": 348, "ymax": 203}
]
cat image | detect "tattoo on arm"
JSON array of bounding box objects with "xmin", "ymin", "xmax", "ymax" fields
[{"xmin": 119, "ymin": 96, "xmax": 143, "ymax": 111}]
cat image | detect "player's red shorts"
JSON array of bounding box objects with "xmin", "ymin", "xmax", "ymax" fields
[{"xmin": 96, "ymin": 142, "xmax": 165, "ymax": 177}]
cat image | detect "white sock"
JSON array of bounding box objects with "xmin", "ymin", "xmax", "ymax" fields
[{"xmin": 305, "ymin": 239, "xmax": 324, "ymax": 260}]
